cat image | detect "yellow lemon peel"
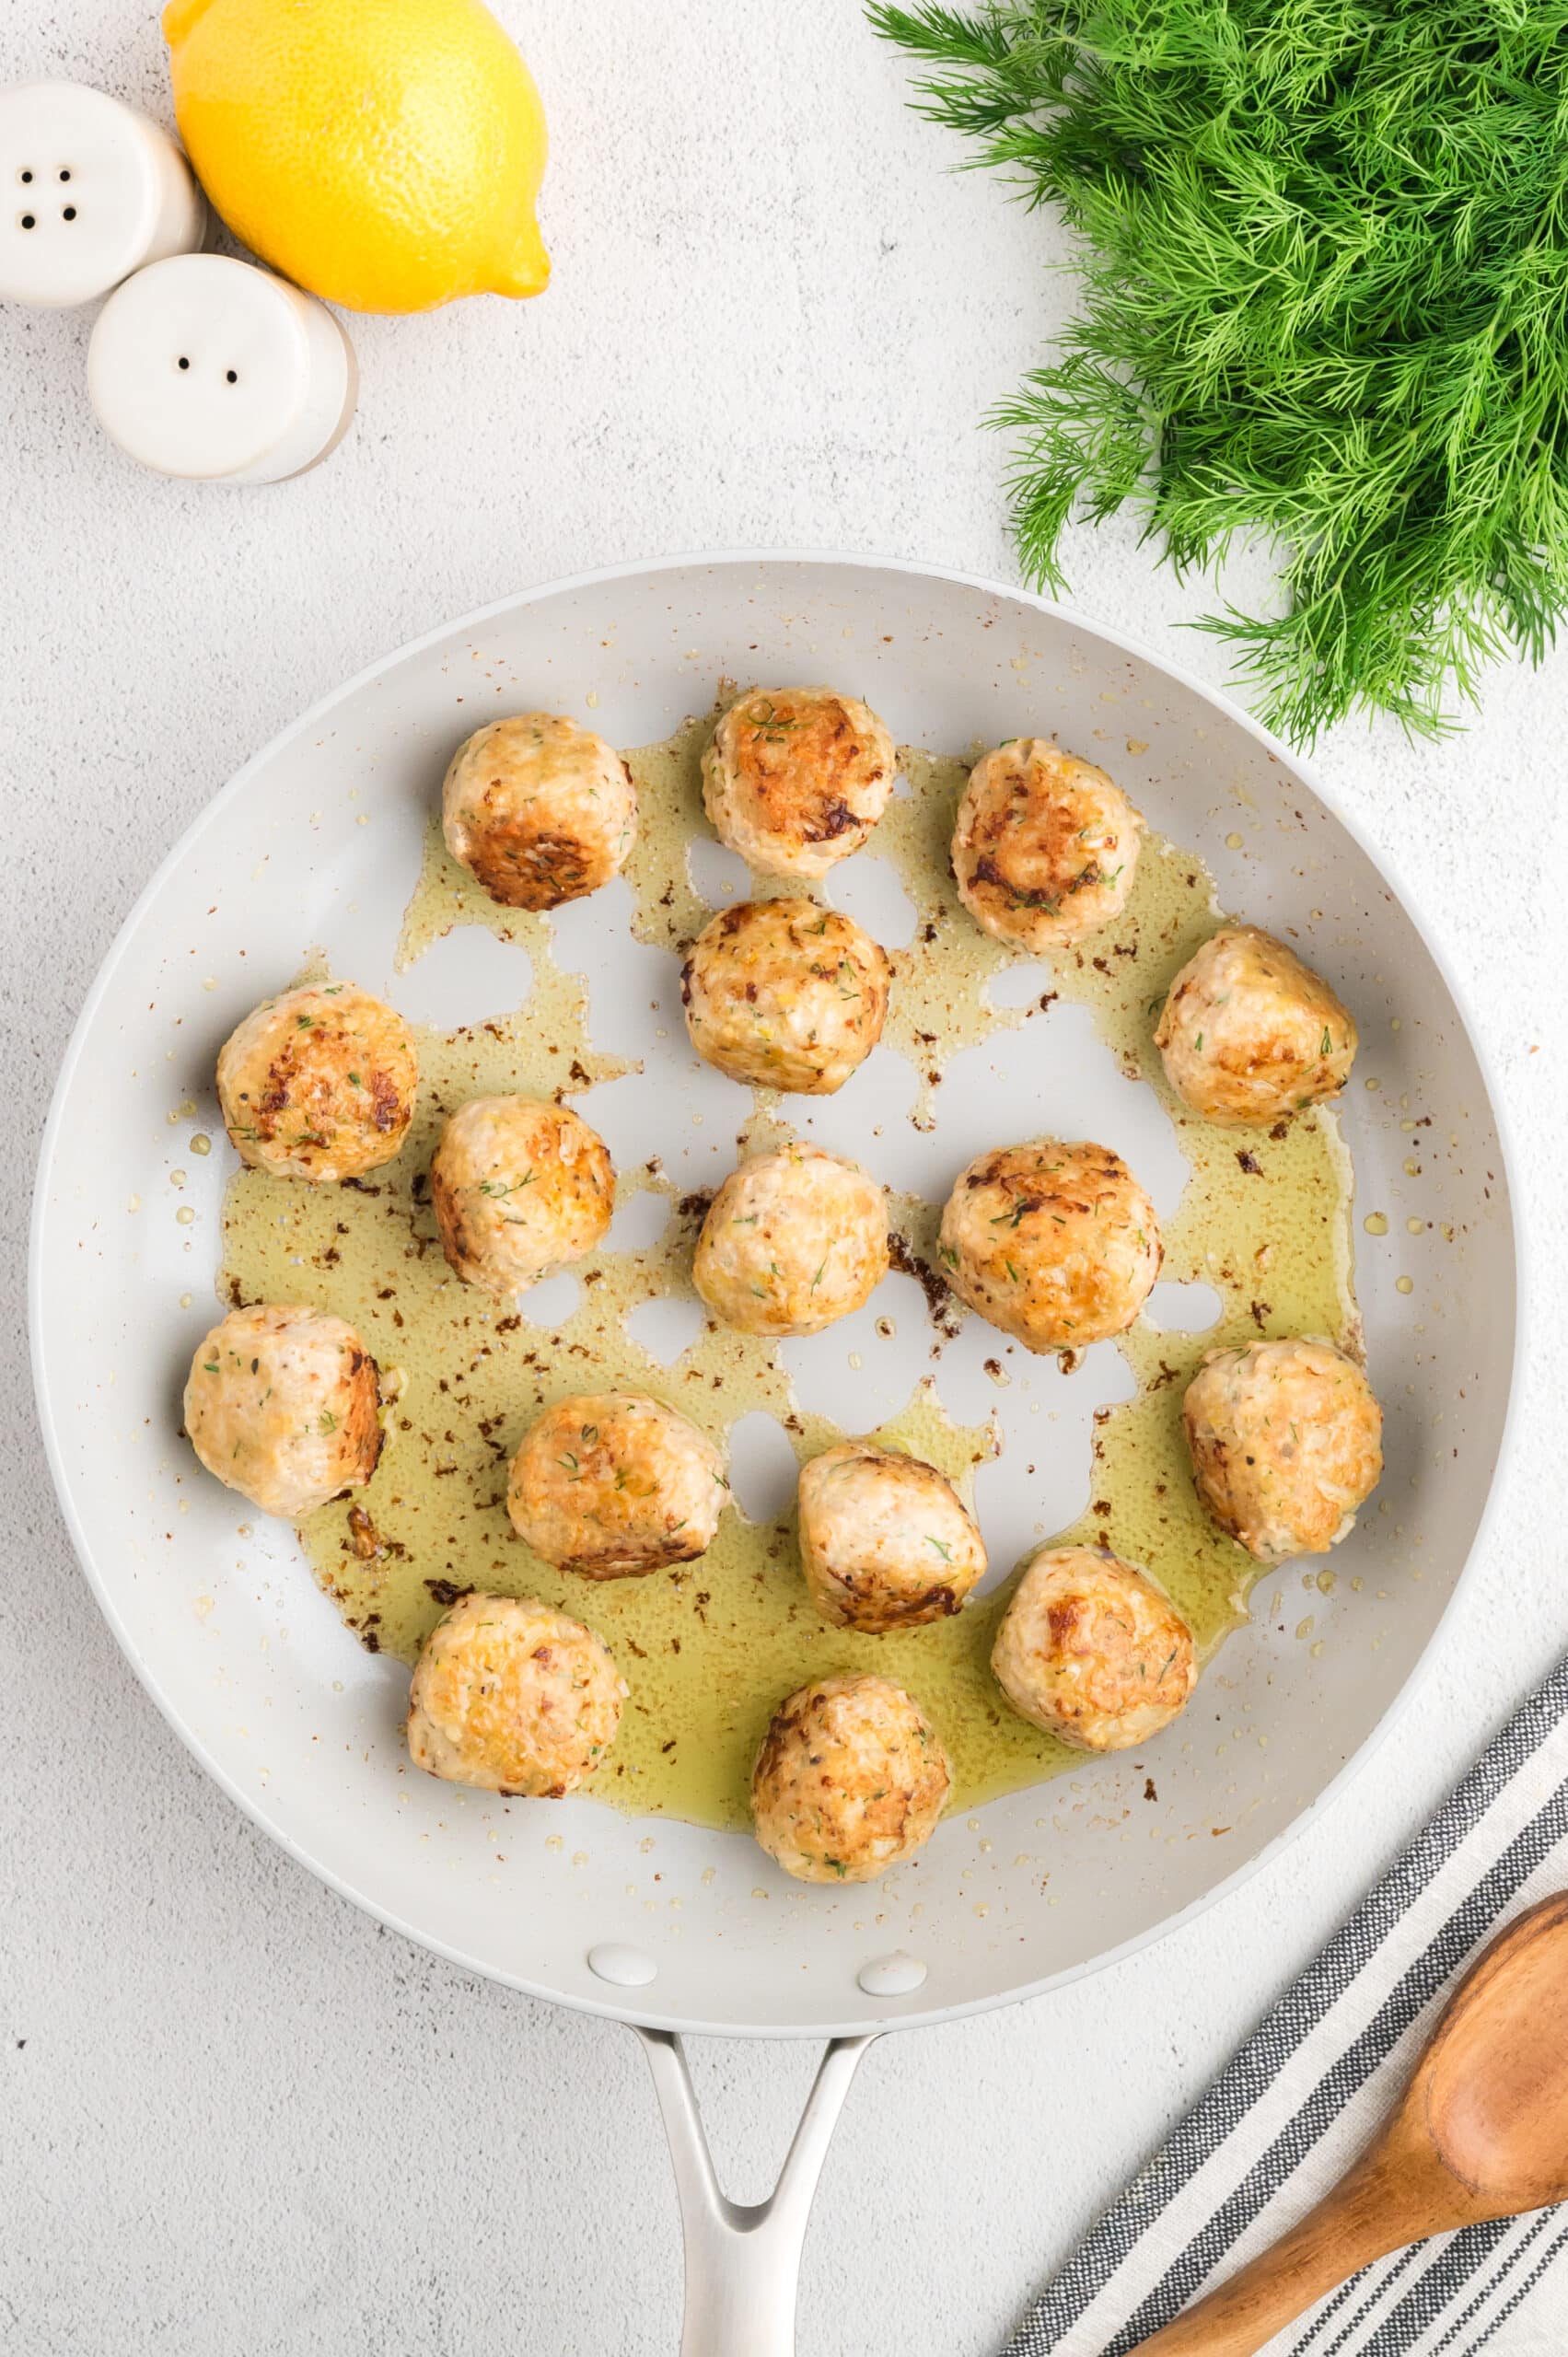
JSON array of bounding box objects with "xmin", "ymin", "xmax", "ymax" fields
[{"xmin": 164, "ymin": 0, "xmax": 549, "ymax": 315}]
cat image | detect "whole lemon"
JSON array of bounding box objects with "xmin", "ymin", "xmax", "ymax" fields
[{"xmin": 163, "ymin": 0, "xmax": 549, "ymax": 314}]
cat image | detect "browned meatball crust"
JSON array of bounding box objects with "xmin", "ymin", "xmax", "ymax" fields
[{"xmin": 701, "ymin": 688, "xmax": 896, "ymax": 878}]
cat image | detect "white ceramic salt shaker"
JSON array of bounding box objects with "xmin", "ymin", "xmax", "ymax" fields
[
  {"xmin": 0, "ymin": 81, "xmax": 205, "ymax": 309},
  {"xmin": 87, "ymin": 253, "xmax": 358, "ymax": 485}
]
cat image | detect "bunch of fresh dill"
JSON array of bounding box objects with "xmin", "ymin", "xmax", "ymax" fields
[{"xmin": 870, "ymin": 0, "xmax": 1568, "ymax": 745}]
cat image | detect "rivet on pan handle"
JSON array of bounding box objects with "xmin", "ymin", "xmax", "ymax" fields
[{"xmin": 637, "ymin": 2027, "xmax": 879, "ymax": 2355}]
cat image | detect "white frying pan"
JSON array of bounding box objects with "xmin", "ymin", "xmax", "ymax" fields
[{"xmin": 29, "ymin": 554, "xmax": 1519, "ymax": 2353}]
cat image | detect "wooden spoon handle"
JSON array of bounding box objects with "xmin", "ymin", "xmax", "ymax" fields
[{"xmin": 1127, "ymin": 2177, "xmax": 1401, "ymax": 2357}]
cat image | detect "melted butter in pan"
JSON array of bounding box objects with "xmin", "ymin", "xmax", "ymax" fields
[{"xmin": 218, "ymin": 705, "xmax": 1355, "ymax": 1830}]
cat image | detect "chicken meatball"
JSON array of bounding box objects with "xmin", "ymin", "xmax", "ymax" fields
[
  {"xmin": 681, "ymin": 899, "xmax": 890, "ymax": 1095},
  {"xmin": 431, "ymin": 1097, "xmax": 614, "ymax": 1298},
  {"xmin": 693, "ymin": 1143, "xmax": 889, "ymax": 1337},
  {"xmin": 938, "ymin": 1139, "xmax": 1160, "ymax": 1353},
  {"xmin": 1155, "ymin": 926, "xmax": 1358, "ymax": 1126},
  {"xmin": 1182, "ymin": 1336, "xmax": 1383, "ymax": 1564},
  {"xmin": 992, "ymin": 1547, "xmax": 1197, "ymax": 1751},
  {"xmin": 216, "ymin": 982, "xmax": 417, "ymax": 1183},
  {"xmin": 183, "ymin": 1302, "xmax": 382, "ymax": 1518},
  {"xmin": 441, "ymin": 712, "xmax": 637, "ymax": 911},
  {"xmin": 797, "ymin": 1442, "xmax": 986, "ymax": 1631},
  {"xmin": 751, "ymin": 1673, "xmax": 950, "ymax": 1884},
  {"xmin": 702, "ymin": 687, "xmax": 896, "ymax": 879},
  {"xmin": 508, "ymin": 1393, "xmax": 728, "ymax": 1578},
  {"xmin": 953, "ymin": 737, "xmax": 1141, "ymax": 952},
  {"xmin": 406, "ymin": 1592, "xmax": 626, "ymax": 1798}
]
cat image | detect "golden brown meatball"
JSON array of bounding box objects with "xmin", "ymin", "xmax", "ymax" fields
[
  {"xmin": 797, "ymin": 1442, "xmax": 985, "ymax": 1631},
  {"xmin": 441, "ymin": 712, "xmax": 637, "ymax": 911},
  {"xmin": 431, "ymin": 1097, "xmax": 614, "ymax": 1299},
  {"xmin": 680, "ymin": 899, "xmax": 891, "ymax": 1095},
  {"xmin": 693, "ymin": 1143, "xmax": 889, "ymax": 1337},
  {"xmin": 1155, "ymin": 926, "xmax": 1358, "ymax": 1126},
  {"xmin": 701, "ymin": 687, "xmax": 896, "ymax": 878},
  {"xmin": 938, "ymin": 1139, "xmax": 1160, "ymax": 1353},
  {"xmin": 953, "ymin": 737, "xmax": 1141, "ymax": 951},
  {"xmin": 992, "ymin": 1547, "xmax": 1197, "ymax": 1751},
  {"xmin": 750, "ymin": 1673, "xmax": 950, "ymax": 1884},
  {"xmin": 508, "ymin": 1392, "xmax": 728, "ymax": 1577},
  {"xmin": 216, "ymin": 982, "xmax": 417, "ymax": 1183},
  {"xmin": 406, "ymin": 1592, "xmax": 626, "ymax": 1797},
  {"xmin": 183, "ymin": 1303, "xmax": 381, "ymax": 1519},
  {"xmin": 1182, "ymin": 1336, "xmax": 1383, "ymax": 1563}
]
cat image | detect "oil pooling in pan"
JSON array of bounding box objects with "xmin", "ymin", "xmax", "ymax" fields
[{"xmin": 217, "ymin": 701, "xmax": 1356, "ymax": 1830}]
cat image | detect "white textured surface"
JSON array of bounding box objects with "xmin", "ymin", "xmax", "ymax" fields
[{"xmin": 2, "ymin": 6, "xmax": 1565, "ymax": 2352}]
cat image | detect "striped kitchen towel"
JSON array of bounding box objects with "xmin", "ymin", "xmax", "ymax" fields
[{"xmin": 1005, "ymin": 1655, "xmax": 1568, "ymax": 2357}]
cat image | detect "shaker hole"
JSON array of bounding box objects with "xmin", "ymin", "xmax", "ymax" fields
[
  {"xmin": 226, "ymin": 369, "xmax": 238, "ymax": 384},
  {"xmin": 19, "ymin": 169, "xmax": 32, "ymax": 184},
  {"xmin": 62, "ymin": 206, "xmax": 76, "ymax": 222},
  {"xmin": 20, "ymin": 215, "xmax": 35, "ymax": 230},
  {"xmin": 59, "ymin": 168, "xmax": 71, "ymax": 182},
  {"xmin": 178, "ymin": 355, "xmax": 190, "ymax": 370}
]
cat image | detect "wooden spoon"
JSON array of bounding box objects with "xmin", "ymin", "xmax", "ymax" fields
[{"xmin": 1131, "ymin": 1889, "xmax": 1568, "ymax": 2355}]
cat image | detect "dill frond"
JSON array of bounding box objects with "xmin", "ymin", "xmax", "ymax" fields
[{"xmin": 870, "ymin": 0, "xmax": 1568, "ymax": 745}]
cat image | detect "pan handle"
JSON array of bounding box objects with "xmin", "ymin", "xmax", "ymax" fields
[{"xmin": 636, "ymin": 2026, "xmax": 878, "ymax": 2356}]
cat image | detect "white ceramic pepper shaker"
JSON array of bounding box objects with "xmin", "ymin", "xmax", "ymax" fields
[
  {"xmin": 0, "ymin": 81, "xmax": 205, "ymax": 308},
  {"xmin": 87, "ymin": 253, "xmax": 358, "ymax": 485}
]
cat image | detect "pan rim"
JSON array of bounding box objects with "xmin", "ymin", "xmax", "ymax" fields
[{"xmin": 29, "ymin": 546, "xmax": 1528, "ymax": 2038}]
